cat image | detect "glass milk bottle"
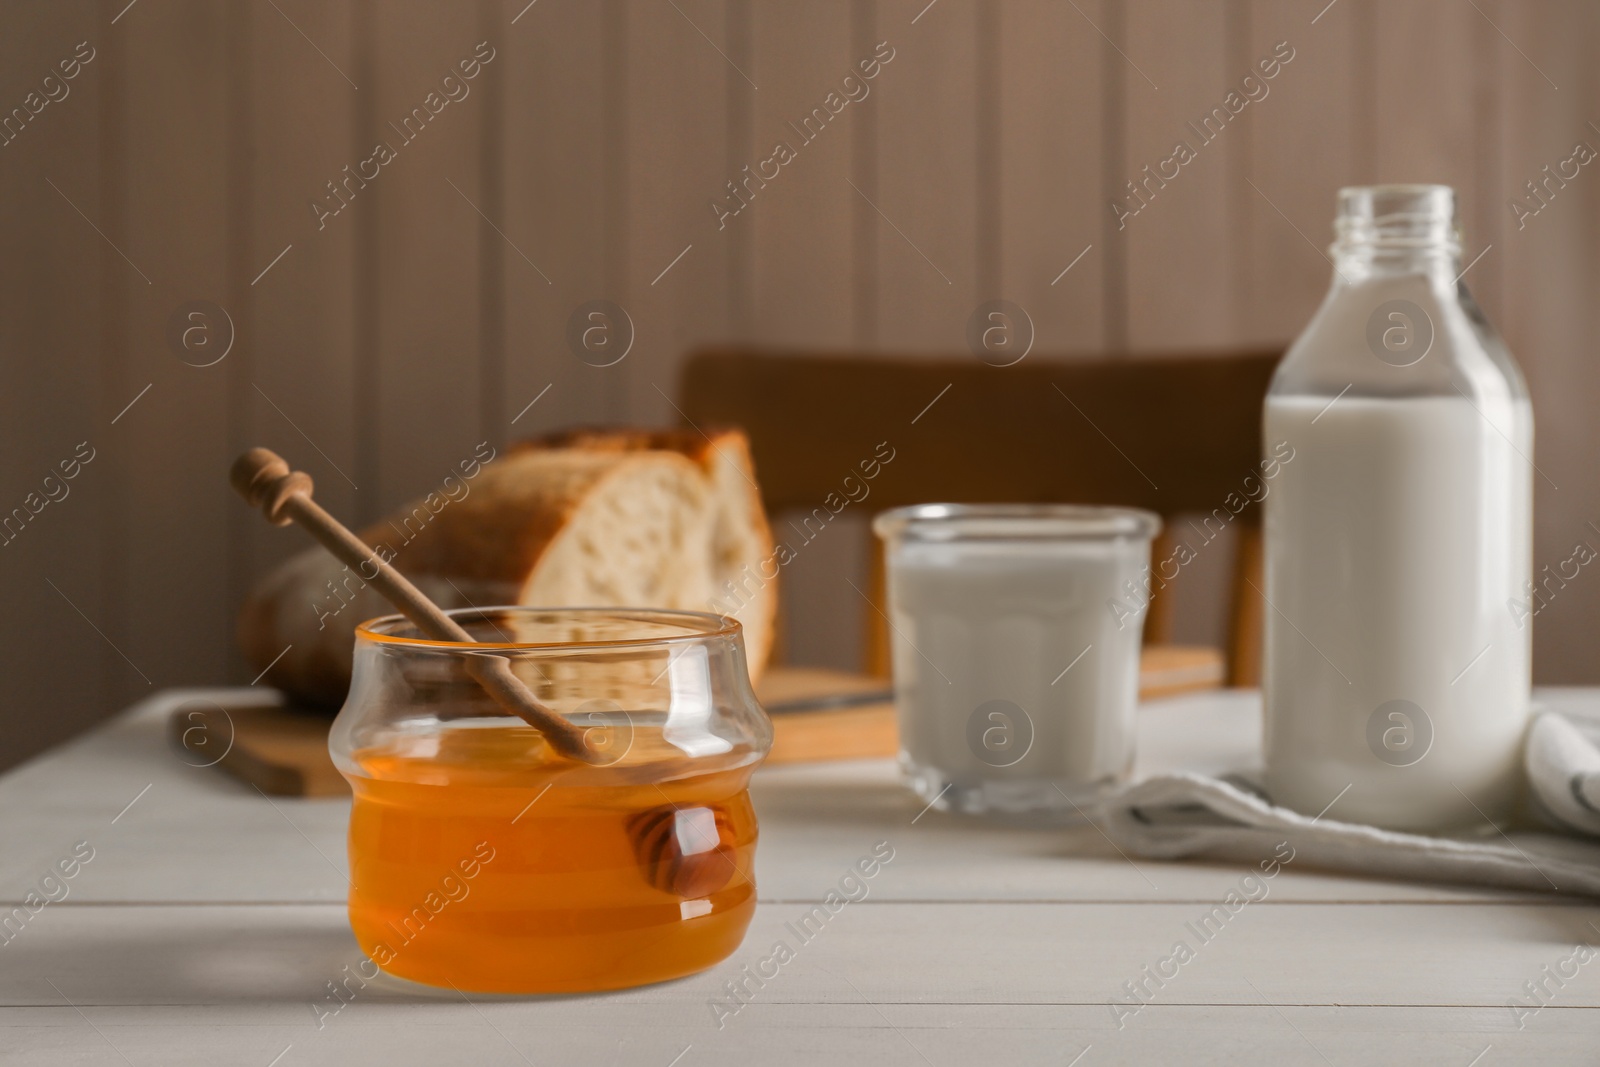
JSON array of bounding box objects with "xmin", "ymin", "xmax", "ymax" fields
[{"xmin": 1262, "ymin": 185, "xmax": 1533, "ymax": 832}]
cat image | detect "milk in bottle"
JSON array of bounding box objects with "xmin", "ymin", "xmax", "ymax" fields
[{"xmin": 1262, "ymin": 185, "xmax": 1533, "ymax": 832}]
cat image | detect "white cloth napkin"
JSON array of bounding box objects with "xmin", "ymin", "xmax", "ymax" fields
[{"xmin": 1100, "ymin": 710, "xmax": 1600, "ymax": 897}]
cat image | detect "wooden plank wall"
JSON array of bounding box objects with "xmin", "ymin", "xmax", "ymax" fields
[{"xmin": 0, "ymin": 0, "xmax": 1595, "ymax": 765}]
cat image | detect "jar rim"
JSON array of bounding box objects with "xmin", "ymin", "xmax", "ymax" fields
[
  {"xmin": 872, "ymin": 503, "xmax": 1161, "ymax": 543},
  {"xmin": 355, "ymin": 606, "xmax": 742, "ymax": 652}
]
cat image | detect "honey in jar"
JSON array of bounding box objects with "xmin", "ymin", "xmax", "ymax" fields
[{"xmin": 331, "ymin": 608, "xmax": 773, "ymax": 993}]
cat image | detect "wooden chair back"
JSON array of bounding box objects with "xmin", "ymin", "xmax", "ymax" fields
[{"xmin": 678, "ymin": 348, "xmax": 1284, "ymax": 686}]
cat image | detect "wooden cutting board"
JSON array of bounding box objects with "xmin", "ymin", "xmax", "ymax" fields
[{"xmin": 171, "ymin": 645, "xmax": 1224, "ymax": 796}]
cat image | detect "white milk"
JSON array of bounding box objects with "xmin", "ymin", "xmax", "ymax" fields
[
  {"xmin": 1262, "ymin": 394, "xmax": 1532, "ymax": 830},
  {"xmin": 884, "ymin": 534, "xmax": 1151, "ymax": 818}
]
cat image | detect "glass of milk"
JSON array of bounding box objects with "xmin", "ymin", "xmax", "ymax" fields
[
  {"xmin": 1263, "ymin": 184, "xmax": 1533, "ymax": 832},
  {"xmin": 873, "ymin": 504, "xmax": 1160, "ymax": 820}
]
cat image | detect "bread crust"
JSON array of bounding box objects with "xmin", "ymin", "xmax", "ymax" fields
[
  {"xmin": 372, "ymin": 450, "xmax": 668, "ymax": 585},
  {"xmin": 238, "ymin": 431, "xmax": 777, "ymax": 707}
]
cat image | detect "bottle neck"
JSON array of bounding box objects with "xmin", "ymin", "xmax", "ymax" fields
[
  {"xmin": 1330, "ymin": 244, "xmax": 1461, "ymax": 289},
  {"xmin": 1329, "ymin": 184, "xmax": 1461, "ymax": 290}
]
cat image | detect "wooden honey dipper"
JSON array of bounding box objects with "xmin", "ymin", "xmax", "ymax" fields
[
  {"xmin": 230, "ymin": 447, "xmax": 741, "ymax": 898},
  {"xmin": 230, "ymin": 447, "xmax": 595, "ymax": 762}
]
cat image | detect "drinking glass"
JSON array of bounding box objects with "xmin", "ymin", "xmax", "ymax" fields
[{"xmin": 874, "ymin": 504, "xmax": 1160, "ymax": 819}]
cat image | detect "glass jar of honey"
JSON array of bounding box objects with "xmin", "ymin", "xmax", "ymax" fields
[{"xmin": 329, "ymin": 607, "xmax": 772, "ymax": 993}]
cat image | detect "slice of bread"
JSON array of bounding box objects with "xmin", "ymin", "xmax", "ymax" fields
[{"xmin": 238, "ymin": 428, "xmax": 777, "ymax": 707}]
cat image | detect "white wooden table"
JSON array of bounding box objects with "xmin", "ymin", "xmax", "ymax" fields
[{"xmin": 3, "ymin": 688, "xmax": 1599, "ymax": 1065}]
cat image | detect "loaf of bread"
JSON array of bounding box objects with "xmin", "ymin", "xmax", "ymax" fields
[{"xmin": 238, "ymin": 428, "xmax": 777, "ymax": 707}]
